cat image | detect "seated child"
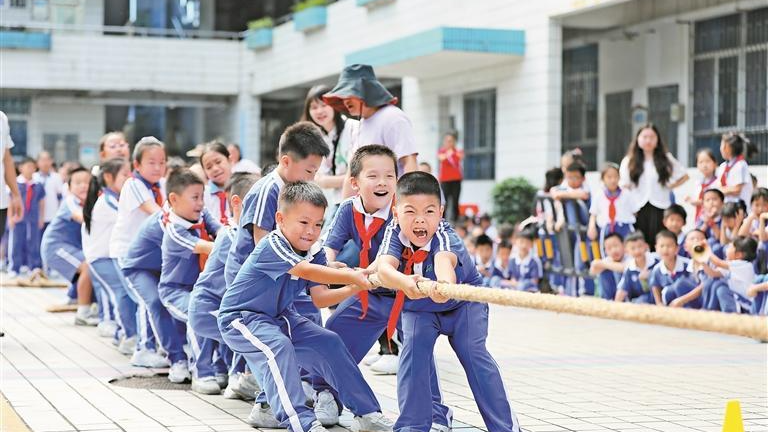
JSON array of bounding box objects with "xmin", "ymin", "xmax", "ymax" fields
[
  {"xmin": 218, "ymin": 181, "xmax": 393, "ymax": 432},
  {"xmin": 649, "ymin": 230, "xmax": 695, "ymax": 306},
  {"xmin": 473, "ymin": 234, "xmax": 495, "ymax": 285},
  {"xmin": 490, "ymin": 240, "xmax": 512, "ymax": 287},
  {"xmin": 505, "ymin": 228, "xmax": 543, "ymax": 292},
  {"xmin": 9, "ymin": 157, "xmax": 45, "ymax": 275},
  {"xmin": 589, "ymin": 232, "xmax": 626, "ymax": 300},
  {"xmin": 616, "ymin": 232, "xmax": 658, "ymax": 304},
  {"xmin": 377, "ymin": 171, "xmax": 519, "ymax": 432},
  {"xmin": 665, "ymin": 229, "xmax": 709, "ymax": 309},
  {"xmin": 662, "ymin": 204, "xmax": 687, "ymax": 256},
  {"xmin": 697, "ymin": 189, "xmax": 725, "ymax": 254},
  {"xmin": 747, "ymin": 274, "xmax": 768, "ymax": 316},
  {"xmin": 699, "ymin": 236, "xmax": 757, "ymax": 313},
  {"xmin": 738, "ymin": 188, "xmax": 768, "ymax": 238},
  {"xmin": 719, "ymin": 202, "xmax": 745, "ymax": 248}
]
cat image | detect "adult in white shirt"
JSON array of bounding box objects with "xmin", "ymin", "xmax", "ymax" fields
[
  {"xmin": 227, "ymin": 143, "xmax": 261, "ymax": 174},
  {"xmin": 302, "ymin": 84, "xmax": 357, "ymax": 212},
  {"xmin": 0, "ymin": 111, "xmax": 22, "ymax": 234},
  {"xmin": 34, "ymin": 151, "xmax": 64, "ymax": 232},
  {"xmin": 619, "ymin": 124, "xmax": 689, "ymax": 250},
  {"xmin": 323, "ymin": 64, "xmax": 418, "ymax": 199}
]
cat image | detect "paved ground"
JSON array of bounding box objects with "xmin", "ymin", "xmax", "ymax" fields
[{"xmin": 1, "ymin": 286, "xmax": 766, "ymax": 432}]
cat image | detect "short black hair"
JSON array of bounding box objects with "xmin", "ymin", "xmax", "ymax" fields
[
  {"xmin": 604, "ymin": 232, "xmax": 624, "ymax": 244},
  {"xmin": 721, "ymin": 202, "xmax": 741, "ymax": 218},
  {"xmin": 396, "ymin": 171, "xmax": 441, "ymax": 202},
  {"xmin": 349, "ymin": 144, "xmax": 398, "ymax": 178},
  {"xmin": 685, "ymin": 228, "xmax": 707, "ymax": 239},
  {"xmin": 732, "ymin": 236, "xmax": 757, "ymax": 262},
  {"xmin": 625, "ymin": 231, "xmax": 646, "ymax": 244},
  {"xmin": 166, "ymin": 168, "xmax": 204, "ymax": 196},
  {"xmin": 544, "ymin": 167, "xmax": 564, "ymax": 192},
  {"xmin": 664, "ymin": 204, "xmax": 687, "ymax": 222},
  {"xmin": 278, "ymin": 121, "xmax": 330, "ymax": 161},
  {"xmin": 703, "ymin": 188, "xmax": 725, "ymax": 202},
  {"xmin": 752, "ymin": 187, "xmax": 768, "ymax": 203},
  {"xmin": 655, "ymin": 229, "xmax": 678, "ymax": 244},
  {"xmin": 516, "ymin": 226, "xmax": 537, "ymax": 241},
  {"xmin": 225, "ymin": 172, "xmax": 259, "ymax": 199},
  {"xmin": 498, "ymin": 240, "xmax": 512, "ymax": 250},
  {"xmin": 474, "ymin": 234, "xmax": 493, "ymax": 248},
  {"xmin": 565, "ymin": 161, "xmax": 586, "ymax": 176},
  {"xmin": 19, "ymin": 156, "xmax": 36, "ymax": 167},
  {"xmin": 278, "ymin": 181, "xmax": 327, "ymax": 212}
]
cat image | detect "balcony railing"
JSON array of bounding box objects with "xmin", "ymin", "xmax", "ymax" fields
[{"xmin": 0, "ymin": 21, "xmax": 244, "ymax": 40}]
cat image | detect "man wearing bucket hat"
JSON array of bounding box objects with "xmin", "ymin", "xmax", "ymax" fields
[{"xmin": 324, "ymin": 64, "xmax": 418, "ymax": 199}]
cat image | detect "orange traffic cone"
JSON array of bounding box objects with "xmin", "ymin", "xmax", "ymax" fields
[{"xmin": 722, "ymin": 400, "xmax": 744, "ymax": 432}]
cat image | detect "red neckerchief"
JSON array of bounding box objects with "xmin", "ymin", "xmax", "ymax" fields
[
  {"xmin": 214, "ymin": 190, "xmax": 228, "ymax": 225},
  {"xmin": 189, "ymin": 220, "xmax": 211, "ymax": 270},
  {"xmin": 387, "ymin": 247, "xmax": 428, "ymax": 342},
  {"xmin": 720, "ymin": 156, "xmax": 744, "ymax": 186},
  {"xmin": 351, "ymin": 206, "xmax": 387, "ymax": 319},
  {"xmin": 604, "ymin": 188, "xmax": 620, "ymax": 233},
  {"xmin": 24, "ymin": 182, "xmax": 34, "ymax": 213},
  {"xmin": 696, "ymin": 176, "xmax": 717, "ymax": 220}
]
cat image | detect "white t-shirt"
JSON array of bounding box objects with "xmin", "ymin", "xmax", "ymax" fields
[
  {"xmin": 0, "ymin": 111, "xmax": 14, "ymax": 210},
  {"xmin": 33, "ymin": 171, "xmax": 64, "ymax": 223},
  {"xmin": 319, "ymin": 119, "xmax": 357, "ymax": 207},
  {"xmin": 232, "ymin": 158, "xmax": 261, "ymax": 174},
  {"xmin": 110, "ymin": 177, "xmax": 164, "ymax": 259},
  {"xmin": 83, "ymin": 191, "xmax": 119, "ymax": 262},
  {"xmin": 349, "ymin": 105, "xmax": 418, "ymax": 175},
  {"xmin": 715, "ymin": 158, "xmax": 753, "ymax": 212},
  {"xmin": 619, "ymin": 153, "xmax": 686, "ymax": 209},
  {"xmin": 204, "ymin": 182, "xmax": 230, "ymax": 225},
  {"xmin": 722, "ymin": 260, "xmax": 755, "ymax": 299},
  {"xmin": 589, "ymin": 187, "xmax": 638, "ymax": 227}
]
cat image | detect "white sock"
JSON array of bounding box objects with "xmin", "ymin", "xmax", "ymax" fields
[{"xmin": 77, "ymin": 305, "xmax": 90, "ymax": 315}]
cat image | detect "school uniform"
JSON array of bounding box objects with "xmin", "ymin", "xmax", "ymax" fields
[
  {"xmin": 160, "ymin": 210, "xmax": 222, "ymax": 378},
  {"xmin": 508, "ymin": 250, "xmax": 543, "ymax": 293},
  {"xmin": 693, "ymin": 176, "xmax": 717, "ymax": 223},
  {"xmin": 558, "ymin": 183, "xmax": 595, "ymax": 296},
  {"xmin": 9, "ymin": 175, "xmax": 45, "ymax": 272},
  {"xmin": 82, "ymin": 188, "xmax": 138, "ymax": 341},
  {"xmin": 40, "ymin": 195, "xmax": 84, "ymax": 288},
  {"xmin": 475, "ymin": 255, "xmax": 496, "ymax": 287},
  {"xmin": 33, "ymin": 170, "xmax": 64, "ymax": 232},
  {"xmin": 649, "ymin": 256, "xmax": 697, "ymax": 306},
  {"xmin": 589, "ymin": 187, "xmax": 636, "ymax": 252},
  {"xmin": 110, "ymin": 172, "xmax": 164, "ymax": 259},
  {"xmin": 597, "ymin": 258, "xmax": 626, "ymax": 301},
  {"xmin": 716, "ymin": 156, "xmax": 753, "ymax": 212},
  {"xmin": 323, "ymin": 197, "xmax": 452, "ymax": 427},
  {"xmin": 489, "ymin": 256, "xmax": 511, "ymax": 288},
  {"xmin": 204, "ymin": 181, "xmax": 230, "ymax": 226},
  {"xmin": 379, "ymin": 221, "xmax": 519, "ymax": 432},
  {"xmin": 750, "ymin": 274, "xmax": 768, "ymax": 316},
  {"xmin": 218, "ymin": 230, "xmax": 383, "ymax": 431},
  {"xmin": 702, "ymin": 260, "xmax": 755, "ymax": 313},
  {"xmin": 121, "ymin": 211, "xmax": 186, "ymax": 363},
  {"xmin": 616, "ymin": 252, "xmax": 659, "ymax": 304}
]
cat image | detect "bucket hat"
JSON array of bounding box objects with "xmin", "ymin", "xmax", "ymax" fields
[{"xmin": 323, "ymin": 64, "xmax": 398, "ymax": 115}]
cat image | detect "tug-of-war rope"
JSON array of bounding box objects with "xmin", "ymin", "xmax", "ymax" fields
[{"xmin": 365, "ymin": 275, "xmax": 768, "ymax": 341}]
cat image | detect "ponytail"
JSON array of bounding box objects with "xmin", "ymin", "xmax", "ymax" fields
[
  {"xmin": 83, "ymin": 158, "xmax": 129, "ymax": 233},
  {"xmin": 722, "ymin": 132, "xmax": 759, "ymax": 160}
]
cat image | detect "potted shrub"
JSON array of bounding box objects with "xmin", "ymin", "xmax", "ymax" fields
[
  {"xmin": 491, "ymin": 177, "xmax": 537, "ymax": 226},
  {"xmin": 245, "ymin": 17, "xmax": 274, "ymax": 50},
  {"xmin": 293, "ymin": 0, "xmax": 327, "ymax": 33}
]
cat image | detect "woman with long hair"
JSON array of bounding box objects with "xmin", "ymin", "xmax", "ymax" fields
[{"xmin": 619, "ymin": 124, "xmax": 689, "ymax": 249}]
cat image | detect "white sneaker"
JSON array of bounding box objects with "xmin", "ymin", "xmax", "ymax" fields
[
  {"xmin": 351, "ymin": 412, "xmax": 394, "ymax": 432},
  {"xmin": 215, "ymin": 372, "xmax": 228, "ymax": 389},
  {"xmin": 168, "ymin": 360, "xmax": 190, "ymax": 383},
  {"xmin": 97, "ymin": 320, "xmax": 118, "ymax": 338},
  {"xmin": 131, "ymin": 349, "xmax": 170, "ymax": 368},
  {"xmin": 308, "ymin": 420, "xmax": 330, "ymax": 432},
  {"xmin": 430, "ymin": 423, "xmax": 452, "ymax": 432},
  {"xmin": 369, "ymin": 354, "xmax": 399, "ymax": 375},
  {"xmin": 192, "ymin": 376, "xmax": 222, "ymax": 395},
  {"xmin": 362, "ymin": 353, "xmax": 381, "ymax": 366},
  {"xmin": 302, "ymin": 380, "xmax": 315, "ymax": 407},
  {"xmin": 74, "ymin": 311, "xmax": 100, "ymax": 327},
  {"xmin": 223, "ymin": 372, "xmax": 259, "ymax": 400},
  {"xmin": 313, "ymin": 390, "xmax": 339, "ymax": 426},
  {"xmin": 246, "ymin": 403, "xmax": 280, "ymax": 428},
  {"xmin": 117, "ymin": 335, "xmax": 137, "ymax": 355}
]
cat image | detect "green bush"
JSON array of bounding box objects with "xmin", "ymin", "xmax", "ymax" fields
[
  {"xmin": 293, "ymin": 0, "xmax": 327, "ymax": 13},
  {"xmin": 247, "ymin": 17, "xmax": 274, "ymax": 30},
  {"xmin": 491, "ymin": 177, "xmax": 537, "ymax": 226}
]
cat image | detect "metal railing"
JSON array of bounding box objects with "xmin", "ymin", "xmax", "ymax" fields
[{"xmin": 0, "ymin": 20, "xmax": 244, "ymax": 40}]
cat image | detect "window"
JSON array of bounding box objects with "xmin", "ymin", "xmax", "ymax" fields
[
  {"xmin": 604, "ymin": 91, "xmax": 632, "ymax": 164},
  {"xmin": 692, "ymin": 7, "xmax": 768, "ymax": 165},
  {"xmin": 648, "ymin": 85, "xmax": 680, "ymax": 156},
  {"xmin": 10, "ymin": 0, "xmax": 26, "ymax": 8},
  {"xmin": 463, "ymin": 89, "xmax": 496, "ymax": 180},
  {"xmin": 562, "ymin": 44, "xmax": 598, "ymax": 169}
]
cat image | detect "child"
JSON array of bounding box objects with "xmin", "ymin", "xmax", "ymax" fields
[
  {"xmin": 40, "ymin": 168, "xmax": 94, "ymax": 324},
  {"xmin": 685, "ymin": 148, "xmax": 719, "ymax": 223},
  {"xmin": 719, "ymin": 202, "xmax": 744, "ymax": 249},
  {"xmin": 589, "ymin": 232, "xmax": 626, "ymax": 300},
  {"xmin": 697, "ymin": 189, "xmax": 725, "ymax": 242},
  {"xmin": 110, "ymin": 136, "xmax": 166, "ymax": 261},
  {"xmin": 664, "ymin": 229, "xmax": 708, "ymax": 309},
  {"xmin": 505, "ymin": 228, "xmax": 543, "ymax": 292},
  {"xmin": 34, "ymin": 151, "xmax": 64, "ymax": 234},
  {"xmin": 189, "ymin": 173, "xmax": 259, "ymax": 401},
  {"xmin": 9, "ymin": 157, "xmax": 45, "ymax": 274},
  {"xmin": 698, "ymin": 236, "xmax": 757, "ymax": 313},
  {"xmin": 200, "ymin": 141, "xmax": 233, "ymax": 225},
  {"xmin": 491, "ymin": 240, "xmax": 513, "ymax": 287},
  {"xmin": 377, "ymin": 171, "xmax": 519, "ymax": 432},
  {"xmin": 588, "ymin": 163, "xmax": 636, "ymax": 254},
  {"xmin": 648, "ymin": 230, "xmax": 695, "ymax": 306},
  {"xmin": 478, "ymin": 214, "xmax": 498, "ymax": 241},
  {"xmin": 616, "ymin": 232, "xmax": 658, "ymax": 303},
  {"xmin": 474, "ymin": 234, "xmax": 495, "ymax": 285},
  {"xmin": 218, "ymin": 181, "xmax": 393, "ymax": 432},
  {"xmin": 717, "ymin": 132, "xmax": 757, "ymax": 211},
  {"xmin": 662, "ymin": 204, "xmax": 687, "ymax": 255},
  {"xmin": 323, "ymin": 145, "xmax": 451, "ymax": 428},
  {"xmin": 158, "ymin": 169, "xmax": 222, "ymax": 392},
  {"xmin": 739, "ymin": 188, "xmax": 768, "ymax": 238},
  {"xmin": 746, "ymin": 272, "xmax": 768, "ymax": 316}
]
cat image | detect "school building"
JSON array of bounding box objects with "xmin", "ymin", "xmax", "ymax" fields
[{"xmin": 2, "ymin": 0, "xmax": 767, "ymax": 211}]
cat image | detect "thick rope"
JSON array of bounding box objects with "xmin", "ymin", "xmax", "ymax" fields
[{"xmin": 366, "ymin": 275, "xmax": 768, "ymax": 340}]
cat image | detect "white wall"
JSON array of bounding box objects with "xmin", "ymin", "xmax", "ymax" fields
[{"xmin": 26, "ymin": 100, "xmax": 106, "ymax": 163}]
